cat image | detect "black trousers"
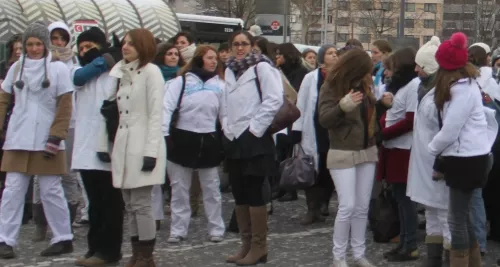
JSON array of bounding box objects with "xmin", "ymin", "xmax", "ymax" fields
[
  {"xmin": 227, "ymin": 157, "xmax": 273, "ymax": 207},
  {"xmin": 81, "ymin": 170, "xmax": 124, "ymax": 260},
  {"xmin": 314, "ymin": 151, "xmax": 334, "ymax": 204},
  {"xmin": 483, "ymin": 151, "xmax": 500, "ymax": 241}
]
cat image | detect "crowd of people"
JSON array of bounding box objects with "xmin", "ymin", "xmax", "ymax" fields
[{"xmin": 0, "ymin": 19, "xmax": 499, "ymax": 267}]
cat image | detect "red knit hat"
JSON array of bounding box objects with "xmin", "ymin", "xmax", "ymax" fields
[{"xmin": 435, "ymin": 32, "xmax": 468, "ymax": 71}]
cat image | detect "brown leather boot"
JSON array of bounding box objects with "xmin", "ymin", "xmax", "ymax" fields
[
  {"xmin": 468, "ymin": 242, "xmax": 481, "ymax": 267},
  {"xmin": 235, "ymin": 206, "xmax": 268, "ymax": 266},
  {"xmin": 226, "ymin": 205, "xmax": 251, "ymax": 263},
  {"xmin": 190, "ymin": 172, "xmax": 201, "ymax": 217},
  {"xmin": 450, "ymin": 248, "xmax": 469, "ymax": 267},
  {"xmin": 125, "ymin": 236, "xmax": 139, "ymax": 267},
  {"xmin": 300, "ymin": 188, "xmax": 325, "ymax": 225},
  {"xmin": 133, "ymin": 239, "xmax": 156, "ymax": 267}
]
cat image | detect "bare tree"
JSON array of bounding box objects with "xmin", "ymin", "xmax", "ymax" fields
[
  {"xmin": 290, "ymin": 0, "xmax": 324, "ymax": 44},
  {"xmin": 475, "ymin": 0, "xmax": 500, "ymax": 46},
  {"xmin": 196, "ymin": 0, "xmax": 256, "ymax": 26}
]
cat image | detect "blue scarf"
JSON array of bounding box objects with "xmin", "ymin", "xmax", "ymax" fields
[
  {"xmin": 159, "ymin": 65, "xmax": 179, "ymax": 81},
  {"xmin": 373, "ymin": 61, "xmax": 385, "ymax": 86}
]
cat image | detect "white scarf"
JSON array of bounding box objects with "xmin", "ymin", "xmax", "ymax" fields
[
  {"xmin": 17, "ymin": 52, "xmax": 52, "ymax": 92},
  {"xmin": 180, "ymin": 43, "xmax": 196, "ymax": 63}
]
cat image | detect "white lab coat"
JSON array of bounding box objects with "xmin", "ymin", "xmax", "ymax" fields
[
  {"xmin": 71, "ymin": 71, "xmax": 115, "ymax": 171},
  {"xmin": 406, "ymin": 88, "xmax": 449, "ymax": 209},
  {"xmin": 0, "ymin": 53, "xmax": 72, "ymax": 151},
  {"xmin": 98, "ymin": 60, "xmax": 166, "ymax": 189},
  {"xmin": 292, "ymin": 69, "xmax": 320, "ymax": 171},
  {"xmin": 223, "ymin": 63, "xmax": 283, "ymax": 140}
]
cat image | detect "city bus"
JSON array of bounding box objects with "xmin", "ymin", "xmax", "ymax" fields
[{"xmin": 176, "ymin": 13, "xmax": 244, "ymax": 44}]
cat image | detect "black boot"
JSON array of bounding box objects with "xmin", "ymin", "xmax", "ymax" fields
[
  {"xmin": 22, "ymin": 203, "xmax": 33, "ymax": 225},
  {"xmin": 383, "ymin": 244, "xmax": 403, "ymax": 259},
  {"xmin": 424, "ymin": 237, "xmax": 444, "ymax": 267},
  {"xmin": 0, "ymin": 242, "xmax": 15, "ymax": 259},
  {"xmin": 278, "ymin": 190, "xmax": 298, "ymax": 202},
  {"xmin": 40, "ymin": 240, "xmax": 73, "ymax": 257}
]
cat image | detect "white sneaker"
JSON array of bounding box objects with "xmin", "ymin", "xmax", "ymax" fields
[
  {"xmin": 167, "ymin": 235, "xmax": 185, "ymax": 243},
  {"xmin": 354, "ymin": 257, "xmax": 375, "ymax": 267},
  {"xmin": 332, "ymin": 259, "xmax": 349, "ymax": 267},
  {"xmin": 209, "ymin": 235, "xmax": 224, "ymax": 243}
]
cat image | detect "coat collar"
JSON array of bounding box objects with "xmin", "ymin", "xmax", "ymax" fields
[{"xmin": 110, "ymin": 59, "xmax": 140, "ymax": 78}]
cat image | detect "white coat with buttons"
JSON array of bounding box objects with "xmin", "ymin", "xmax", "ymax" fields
[{"xmin": 97, "ymin": 60, "xmax": 166, "ymax": 189}]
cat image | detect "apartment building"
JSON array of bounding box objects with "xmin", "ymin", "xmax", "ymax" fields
[{"xmin": 290, "ymin": 0, "xmax": 443, "ymax": 49}]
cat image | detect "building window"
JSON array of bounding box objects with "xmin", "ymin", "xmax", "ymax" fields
[
  {"xmin": 382, "ymin": 18, "xmax": 393, "ymax": 27},
  {"xmin": 337, "ymin": 17, "xmax": 350, "ymax": 26},
  {"xmin": 328, "ymin": 15, "xmax": 333, "ymax": 24},
  {"xmin": 424, "ymin": 3, "xmax": 437, "ymax": 13},
  {"xmin": 337, "ymin": 33, "xmax": 349, "ymax": 42},
  {"xmin": 424, "ymin": 19, "xmax": 436, "ymax": 29},
  {"xmin": 359, "ymin": 17, "xmax": 371, "ymax": 27},
  {"xmin": 405, "ymin": 19, "xmax": 414, "ymax": 28},
  {"xmin": 424, "ymin": 36, "xmax": 433, "ymax": 42},
  {"xmin": 463, "ymin": 21, "xmax": 474, "ymax": 29},
  {"xmin": 405, "ymin": 3, "xmax": 416, "ymax": 12},
  {"xmin": 359, "ymin": 34, "xmax": 371, "ymax": 43},
  {"xmin": 444, "ymin": 21, "xmax": 457, "ymax": 29},
  {"xmin": 381, "ymin": 2, "xmax": 394, "ymax": 10},
  {"xmin": 360, "ymin": 1, "xmax": 373, "ymax": 10},
  {"xmin": 338, "ymin": 1, "xmax": 349, "ymax": 10}
]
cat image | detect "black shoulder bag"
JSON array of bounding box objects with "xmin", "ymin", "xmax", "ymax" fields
[
  {"xmin": 169, "ymin": 75, "xmax": 186, "ymax": 133},
  {"xmin": 100, "ymin": 79, "xmax": 120, "ymax": 143}
]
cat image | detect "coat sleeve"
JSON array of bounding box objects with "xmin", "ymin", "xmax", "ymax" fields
[
  {"xmin": 249, "ymin": 63, "xmax": 284, "ymax": 137},
  {"xmin": 428, "ymin": 85, "xmax": 474, "ymax": 156},
  {"xmin": 73, "ymin": 57, "xmax": 108, "ymax": 87},
  {"xmin": 144, "ymin": 66, "xmax": 165, "ymax": 158},
  {"xmin": 318, "ymin": 83, "xmax": 344, "ymax": 129},
  {"xmin": 292, "ymin": 71, "xmax": 313, "ymax": 132},
  {"xmin": 50, "ymin": 63, "xmax": 74, "ymax": 139},
  {"xmin": 218, "ymin": 79, "xmax": 227, "ymax": 130},
  {"xmin": 162, "ymin": 77, "xmax": 182, "ymax": 136}
]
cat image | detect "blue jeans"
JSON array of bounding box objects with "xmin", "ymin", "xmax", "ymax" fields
[
  {"xmin": 449, "ymin": 187, "xmax": 476, "ymax": 250},
  {"xmin": 470, "ymin": 188, "xmax": 487, "ymax": 253},
  {"xmin": 392, "ymin": 183, "xmax": 418, "ymax": 251}
]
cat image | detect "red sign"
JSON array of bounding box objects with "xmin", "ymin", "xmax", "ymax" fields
[
  {"xmin": 73, "ymin": 20, "xmax": 99, "ymax": 36},
  {"xmin": 270, "ymin": 20, "xmax": 281, "ymax": 31}
]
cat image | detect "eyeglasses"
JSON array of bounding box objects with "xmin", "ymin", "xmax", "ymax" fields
[{"xmin": 232, "ymin": 42, "xmax": 250, "ymax": 48}]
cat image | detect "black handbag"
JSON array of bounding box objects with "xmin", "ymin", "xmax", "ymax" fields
[
  {"xmin": 169, "ymin": 76, "xmax": 186, "ymax": 133},
  {"xmin": 100, "ymin": 79, "xmax": 120, "ymax": 142},
  {"xmin": 368, "ymin": 184, "xmax": 400, "ymax": 243}
]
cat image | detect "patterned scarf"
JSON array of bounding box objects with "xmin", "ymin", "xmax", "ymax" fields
[
  {"xmin": 51, "ymin": 45, "xmax": 74, "ymax": 63},
  {"xmin": 226, "ymin": 52, "xmax": 274, "ymax": 79}
]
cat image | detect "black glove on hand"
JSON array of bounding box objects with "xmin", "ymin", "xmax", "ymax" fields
[
  {"xmin": 141, "ymin": 156, "xmax": 157, "ymax": 172},
  {"xmin": 97, "ymin": 152, "xmax": 111, "ymax": 163},
  {"xmin": 78, "ymin": 47, "xmax": 102, "ymax": 67},
  {"xmin": 43, "ymin": 136, "xmax": 62, "ymax": 159},
  {"xmin": 101, "ymin": 47, "xmax": 123, "ymax": 69},
  {"xmin": 290, "ymin": 131, "xmax": 302, "ymax": 145}
]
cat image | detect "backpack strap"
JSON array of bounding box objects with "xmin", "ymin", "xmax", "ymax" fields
[
  {"xmin": 175, "ymin": 76, "xmax": 186, "ymax": 109},
  {"xmin": 253, "ymin": 64, "xmax": 262, "ymax": 102}
]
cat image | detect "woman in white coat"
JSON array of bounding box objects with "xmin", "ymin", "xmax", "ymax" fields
[
  {"xmin": 291, "ymin": 44, "xmax": 337, "ymax": 225},
  {"xmin": 97, "ymin": 28, "xmax": 166, "ymax": 267},
  {"xmin": 223, "ymin": 31, "xmax": 283, "ymax": 266},
  {"xmin": 163, "ymin": 45, "xmax": 225, "ymax": 244}
]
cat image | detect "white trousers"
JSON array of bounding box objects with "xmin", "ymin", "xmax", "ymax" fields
[
  {"xmin": 168, "ymin": 161, "xmax": 225, "ymax": 237},
  {"xmin": 151, "ymin": 185, "xmax": 164, "ymax": 220},
  {"xmin": 77, "ymin": 172, "xmax": 89, "ymax": 221},
  {"xmin": 425, "ymin": 206, "xmax": 451, "ymax": 249},
  {"xmin": 0, "ymin": 172, "xmax": 73, "ymax": 246},
  {"xmin": 330, "ymin": 162, "xmax": 376, "ymax": 260}
]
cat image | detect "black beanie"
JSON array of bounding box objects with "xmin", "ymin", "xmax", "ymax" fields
[{"xmin": 77, "ymin": 27, "xmax": 107, "ymax": 49}]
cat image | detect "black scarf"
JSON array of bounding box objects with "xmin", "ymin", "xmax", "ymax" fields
[
  {"xmin": 387, "ymin": 65, "xmax": 418, "ymax": 95},
  {"xmin": 190, "ymin": 67, "xmax": 217, "ymax": 82}
]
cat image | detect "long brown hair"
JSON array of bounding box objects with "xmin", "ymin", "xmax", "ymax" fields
[
  {"xmin": 434, "ymin": 62, "xmax": 479, "ymax": 110},
  {"xmin": 325, "ymin": 48, "xmax": 373, "ymax": 98},
  {"xmin": 125, "ymin": 29, "xmax": 157, "ymax": 68},
  {"xmin": 179, "ymin": 45, "xmax": 224, "ymax": 79}
]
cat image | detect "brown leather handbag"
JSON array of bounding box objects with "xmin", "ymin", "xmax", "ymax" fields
[{"xmin": 254, "ymin": 64, "xmax": 300, "ymax": 134}]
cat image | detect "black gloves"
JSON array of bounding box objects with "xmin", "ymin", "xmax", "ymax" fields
[
  {"xmin": 432, "ymin": 156, "xmax": 445, "ymax": 181},
  {"xmin": 101, "ymin": 47, "xmax": 123, "ymax": 69},
  {"xmin": 290, "ymin": 131, "xmax": 302, "ymax": 145},
  {"xmin": 97, "ymin": 152, "xmax": 111, "ymax": 163},
  {"xmin": 142, "ymin": 156, "xmax": 157, "ymax": 172},
  {"xmin": 78, "ymin": 47, "xmax": 102, "ymax": 67},
  {"xmin": 43, "ymin": 136, "xmax": 61, "ymax": 159}
]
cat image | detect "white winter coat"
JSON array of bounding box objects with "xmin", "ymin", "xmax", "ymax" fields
[
  {"xmin": 71, "ymin": 71, "xmax": 115, "ymax": 171},
  {"xmin": 223, "ymin": 63, "xmax": 283, "ymax": 139},
  {"xmin": 477, "ymin": 66, "xmax": 500, "ymax": 102},
  {"xmin": 292, "ymin": 69, "xmax": 320, "ymax": 170},
  {"xmin": 98, "ymin": 60, "xmax": 166, "ymax": 189},
  {"xmin": 406, "ymin": 88, "xmax": 449, "ymax": 209}
]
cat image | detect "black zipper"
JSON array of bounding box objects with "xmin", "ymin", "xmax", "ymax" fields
[{"xmin": 360, "ymin": 99, "xmax": 369, "ymax": 149}]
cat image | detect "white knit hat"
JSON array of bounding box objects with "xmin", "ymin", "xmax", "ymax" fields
[
  {"xmin": 415, "ymin": 36, "xmax": 441, "ymax": 75},
  {"xmin": 249, "ymin": 25, "xmax": 262, "ymax": 37},
  {"xmin": 470, "ymin": 42, "xmax": 491, "ymax": 54}
]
